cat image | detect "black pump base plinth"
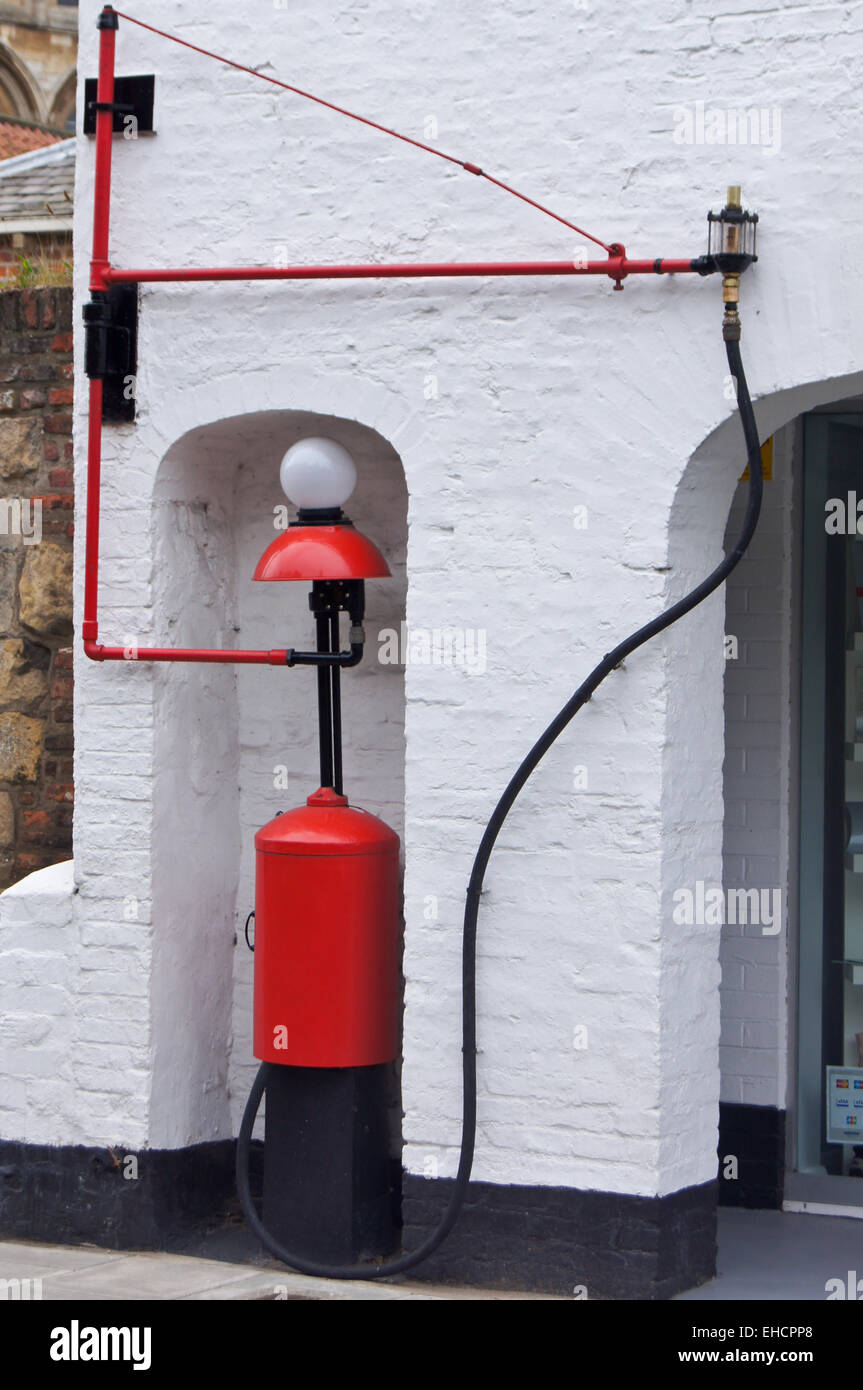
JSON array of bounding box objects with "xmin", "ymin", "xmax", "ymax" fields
[{"xmin": 262, "ymin": 1063, "xmax": 397, "ymax": 1265}]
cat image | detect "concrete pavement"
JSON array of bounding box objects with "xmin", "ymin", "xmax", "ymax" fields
[{"xmin": 0, "ymin": 1238, "xmax": 563, "ymax": 1300}]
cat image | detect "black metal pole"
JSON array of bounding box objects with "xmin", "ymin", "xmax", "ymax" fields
[
  {"xmin": 330, "ymin": 612, "xmax": 343, "ymax": 796},
  {"xmin": 315, "ymin": 611, "xmax": 333, "ymax": 788}
]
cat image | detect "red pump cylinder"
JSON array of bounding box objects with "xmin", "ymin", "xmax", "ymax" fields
[{"xmin": 253, "ymin": 787, "xmax": 400, "ymax": 1068}]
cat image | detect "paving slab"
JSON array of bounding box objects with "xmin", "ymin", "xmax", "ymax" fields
[
  {"xmin": 0, "ymin": 1241, "xmax": 119, "ymax": 1280},
  {"xmin": 0, "ymin": 1239, "xmax": 563, "ymax": 1300},
  {"xmin": 5, "ymin": 1207, "xmax": 861, "ymax": 1300},
  {"xmin": 676, "ymin": 1208, "xmax": 863, "ymax": 1301}
]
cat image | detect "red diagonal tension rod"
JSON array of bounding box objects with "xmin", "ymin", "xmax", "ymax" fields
[{"xmin": 84, "ymin": 5, "xmax": 714, "ymax": 666}]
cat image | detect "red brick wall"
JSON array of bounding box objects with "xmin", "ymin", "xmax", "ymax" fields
[
  {"xmin": 0, "ymin": 234, "xmax": 72, "ymax": 287},
  {"xmin": 0, "ymin": 286, "xmax": 73, "ymax": 889}
]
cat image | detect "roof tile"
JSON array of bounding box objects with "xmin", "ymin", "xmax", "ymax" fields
[
  {"xmin": 0, "ymin": 139, "xmax": 74, "ymax": 227},
  {"xmin": 0, "ymin": 119, "xmax": 64, "ymax": 163}
]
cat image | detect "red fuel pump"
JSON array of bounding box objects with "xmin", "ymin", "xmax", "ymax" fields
[
  {"xmin": 246, "ymin": 438, "xmax": 402, "ymax": 1261},
  {"xmin": 254, "ymin": 792, "xmax": 400, "ymax": 1069}
]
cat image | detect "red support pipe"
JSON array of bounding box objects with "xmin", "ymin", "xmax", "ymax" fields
[
  {"xmin": 103, "ymin": 256, "xmax": 704, "ymax": 286},
  {"xmin": 83, "ymin": 12, "xmax": 116, "ymax": 652},
  {"xmin": 82, "ymin": 378, "xmax": 103, "ymax": 645},
  {"xmin": 83, "ymin": 8, "xmax": 296, "ymax": 667},
  {"xmin": 81, "ymin": 9, "xmax": 710, "ymax": 667},
  {"xmin": 85, "ymin": 643, "xmax": 290, "ymax": 664},
  {"xmin": 90, "ymin": 13, "xmax": 116, "ymax": 293}
]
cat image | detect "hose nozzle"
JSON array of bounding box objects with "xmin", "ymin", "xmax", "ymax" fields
[{"xmin": 723, "ymin": 264, "xmax": 742, "ymax": 341}]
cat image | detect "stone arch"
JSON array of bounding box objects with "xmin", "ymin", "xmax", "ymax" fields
[
  {"xmin": 47, "ymin": 68, "xmax": 76, "ymax": 134},
  {"xmin": 0, "ymin": 44, "xmax": 43, "ymax": 122},
  {"xmin": 146, "ymin": 405, "xmax": 408, "ymax": 1147}
]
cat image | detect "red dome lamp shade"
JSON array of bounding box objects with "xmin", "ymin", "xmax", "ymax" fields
[
  {"xmin": 254, "ymin": 524, "xmax": 390, "ymax": 582},
  {"xmin": 254, "ymin": 435, "xmax": 390, "ymax": 582}
]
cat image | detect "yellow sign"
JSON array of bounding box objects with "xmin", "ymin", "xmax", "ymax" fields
[{"xmin": 740, "ymin": 435, "xmax": 773, "ymax": 482}]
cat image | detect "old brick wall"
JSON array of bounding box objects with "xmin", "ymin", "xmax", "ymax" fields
[
  {"xmin": 0, "ymin": 286, "xmax": 73, "ymax": 890},
  {"xmin": 0, "ymin": 233, "xmax": 72, "ymax": 287}
]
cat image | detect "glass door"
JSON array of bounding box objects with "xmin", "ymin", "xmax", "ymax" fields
[{"xmin": 797, "ymin": 413, "xmax": 863, "ymax": 1194}]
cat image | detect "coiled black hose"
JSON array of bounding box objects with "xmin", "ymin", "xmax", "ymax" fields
[{"xmin": 236, "ymin": 328, "xmax": 763, "ymax": 1280}]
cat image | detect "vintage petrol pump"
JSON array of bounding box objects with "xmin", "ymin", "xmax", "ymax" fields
[
  {"xmin": 82, "ymin": 5, "xmax": 763, "ymax": 1281},
  {"xmin": 249, "ymin": 438, "xmax": 401, "ymax": 1261}
]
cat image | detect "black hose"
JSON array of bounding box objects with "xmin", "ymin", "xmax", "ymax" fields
[{"xmin": 236, "ymin": 328, "xmax": 763, "ymax": 1280}]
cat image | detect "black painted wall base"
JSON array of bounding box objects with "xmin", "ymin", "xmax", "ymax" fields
[
  {"xmin": 0, "ymin": 1137, "xmax": 251, "ymax": 1256},
  {"xmin": 2, "ymin": 1135, "xmax": 717, "ymax": 1297},
  {"xmin": 717, "ymin": 1102, "xmax": 786, "ymax": 1209},
  {"xmin": 402, "ymin": 1174, "xmax": 717, "ymax": 1299}
]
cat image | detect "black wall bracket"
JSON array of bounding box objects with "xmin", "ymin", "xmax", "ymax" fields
[
  {"xmin": 83, "ymin": 75, "xmax": 156, "ymax": 136},
  {"xmin": 83, "ymin": 283, "xmax": 139, "ymax": 424}
]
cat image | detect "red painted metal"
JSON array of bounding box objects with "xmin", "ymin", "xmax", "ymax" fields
[
  {"xmin": 83, "ymin": 18, "xmax": 113, "ymax": 651},
  {"xmin": 81, "ymin": 16, "xmax": 329, "ymax": 668},
  {"xmin": 81, "ymin": 12, "xmax": 702, "ymax": 667},
  {"xmin": 90, "ymin": 17, "xmax": 116, "ymax": 293},
  {"xmin": 84, "ymin": 642, "xmax": 289, "ymax": 664},
  {"xmin": 103, "ymin": 256, "xmax": 700, "ymax": 286},
  {"xmin": 253, "ymin": 788, "xmax": 401, "ymax": 1068},
  {"xmin": 254, "ymin": 525, "xmax": 391, "ymax": 582},
  {"xmin": 83, "ymin": 379, "xmax": 103, "ymax": 645}
]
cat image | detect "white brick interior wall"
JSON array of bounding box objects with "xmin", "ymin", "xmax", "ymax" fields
[
  {"xmin": 4, "ymin": 0, "xmax": 863, "ymax": 1201},
  {"xmin": 720, "ymin": 424, "xmax": 794, "ymax": 1111}
]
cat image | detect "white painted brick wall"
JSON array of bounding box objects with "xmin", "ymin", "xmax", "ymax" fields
[
  {"xmin": 720, "ymin": 424, "xmax": 794, "ymax": 1109},
  {"xmin": 4, "ymin": 0, "xmax": 863, "ymax": 1199}
]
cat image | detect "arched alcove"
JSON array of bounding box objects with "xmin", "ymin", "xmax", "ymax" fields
[
  {"xmin": 657, "ymin": 365, "xmax": 863, "ymax": 1196},
  {"xmin": 661, "ymin": 364, "xmax": 863, "ymax": 870},
  {"xmin": 662, "ymin": 365, "xmax": 863, "ymax": 864},
  {"xmin": 148, "ymin": 408, "xmax": 408, "ymax": 1147}
]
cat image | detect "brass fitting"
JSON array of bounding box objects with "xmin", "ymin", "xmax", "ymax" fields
[
  {"xmin": 722, "ymin": 185, "xmax": 743, "ymax": 338},
  {"xmin": 723, "ymin": 300, "xmax": 741, "ymax": 340}
]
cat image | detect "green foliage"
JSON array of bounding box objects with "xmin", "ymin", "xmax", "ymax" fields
[{"xmin": 12, "ymin": 254, "xmax": 73, "ymax": 290}]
